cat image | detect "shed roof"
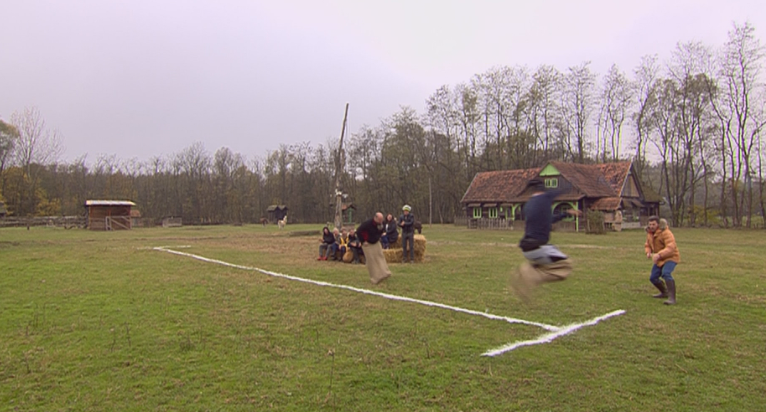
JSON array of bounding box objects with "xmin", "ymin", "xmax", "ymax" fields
[{"xmin": 85, "ymin": 200, "xmax": 136, "ymax": 207}]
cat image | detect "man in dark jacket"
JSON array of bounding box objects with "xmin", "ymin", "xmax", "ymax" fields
[
  {"xmin": 356, "ymin": 212, "xmax": 392, "ymax": 284},
  {"xmin": 512, "ymin": 178, "xmax": 581, "ymax": 301},
  {"xmin": 399, "ymin": 205, "xmax": 415, "ymax": 263}
]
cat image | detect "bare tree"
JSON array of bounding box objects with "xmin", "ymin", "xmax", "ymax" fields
[
  {"xmin": 597, "ymin": 64, "xmax": 633, "ymax": 162},
  {"xmin": 560, "ymin": 62, "xmax": 597, "ymax": 163},
  {"xmin": 0, "ymin": 119, "xmax": 19, "ymax": 200},
  {"xmin": 8, "ymin": 107, "xmax": 63, "ymax": 215},
  {"xmin": 632, "ymin": 55, "xmax": 661, "ymax": 181},
  {"xmin": 667, "ymin": 42, "xmax": 715, "ymax": 225},
  {"xmin": 715, "ymin": 22, "xmax": 766, "ymax": 227},
  {"xmin": 525, "ymin": 65, "xmax": 562, "ymax": 157}
]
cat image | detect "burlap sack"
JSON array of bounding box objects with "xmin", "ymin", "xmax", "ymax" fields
[
  {"xmin": 361, "ymin": 242, "xmax": 391, "ymax": 285},
  {"xmin": 343, "ymin": 249, "xmax": 354, "ymax": 263},
  {"xmin": 512, "ymin": 259, "xmax": 573, "ymax": 301}
]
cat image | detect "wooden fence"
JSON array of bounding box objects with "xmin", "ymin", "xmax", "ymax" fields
[
  {"xmin": 0, "ymin": 216, "xmax": 86, "ymax": 229},
  {"xmin": 454, "ymin": 216, "xmax": 579, "ymax": 232}
]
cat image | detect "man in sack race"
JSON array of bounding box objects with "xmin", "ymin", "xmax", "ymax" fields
[
  {"xmin": 356, "ymin": 212, "xmax": 392, "ymax": 285},
  {"xmin": 644, "ymin": 216, "xmax": 681, "ymax": 305},
  {"xmin": 511, "ymin": 178, "xmax": 582, "ymax": 301}
]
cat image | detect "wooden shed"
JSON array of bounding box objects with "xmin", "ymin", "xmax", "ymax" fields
[
  {"xmin": 85, "ymin": 200, "xmax": 136, "ymax": 231},
  {"xmin": 329, "ymin": 202, "xmax": 357, "ymax": 225},
  {"xmin": 266, "ymin": 205, "xmax": 288, "ymax": 222}
]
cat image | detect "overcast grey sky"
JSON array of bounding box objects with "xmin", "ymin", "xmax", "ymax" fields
[{"xmin": 1, "ymin": 0, "xmax": 764, "ymax": 163}]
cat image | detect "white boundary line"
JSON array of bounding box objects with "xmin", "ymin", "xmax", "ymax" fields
[
  {"xmin": 153, "ymin": 246, "xmax": 625, "ymax": 356},
  {"xmin": 481, "ymin": 310, "xmax": 626, "ymax": 357}
]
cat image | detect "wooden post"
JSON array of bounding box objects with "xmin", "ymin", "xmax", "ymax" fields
[{"xmin": 333, "ymin": 104, "xmax": 349, "ymax": 230}]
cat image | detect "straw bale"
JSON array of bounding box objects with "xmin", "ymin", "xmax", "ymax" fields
[
  {"xmin": 381, "ymin": 235, "xmax": 427, "ymax": 263},
  {"xmin": 414, "ymin": 234, "xmax": 426, "ymax": 254}
]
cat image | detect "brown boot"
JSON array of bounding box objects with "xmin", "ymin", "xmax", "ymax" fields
[
  {"xmin": 651, "ymin": 281, "xmax": 668, "ymax": 298},
  {"xmin": 663, "ymin": 280, "xmax": 676, "ymax": 305}
]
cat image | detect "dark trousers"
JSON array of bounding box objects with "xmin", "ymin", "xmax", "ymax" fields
[
  {"xmin": 354, "ymin": 247, "xmax": 363, "ymax": 263},
  {"xmin": 402, "ymin": 232, "xmax": 414, "ymax": 261}
]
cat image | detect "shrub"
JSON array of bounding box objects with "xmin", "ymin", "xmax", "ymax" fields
[{"xmin": 586, "ymin": 210, "xmax": 606, "ymax": 234}]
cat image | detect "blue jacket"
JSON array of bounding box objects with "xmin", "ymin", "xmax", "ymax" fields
[{"xmin": 519, "ymin": 190, "xmax": 568, "ymax": 251}]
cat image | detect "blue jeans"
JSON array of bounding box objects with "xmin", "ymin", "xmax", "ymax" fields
[
  {"xmin": 650, "ymin": 261, "xmax": 676, "ymax": 283},
  {"xmin": 521, "ymin": 244, "xmax": 568, "ymax": 265},
  {"xmin": 380, "ymin": 235, "xmax": 389, "ymax": 249}
]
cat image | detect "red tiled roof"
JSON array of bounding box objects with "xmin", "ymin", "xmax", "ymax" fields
[
  {"xmin": 461, "ymin": 161, "xmax": 639, "ymax": 207},
  {"xmin": 590, "ymin": 197, "xmax": 622, "ymax": 210},
  {"xmin": 593, "ymin": 161, "xmax": 633, "ymax": 194},
  {"xmin": 460, "ymin": 168, "xmax": 541, "ymax": 204},
  {"xmin": 549, "ymin": 161, "xmax": 618, "ymax": 198}
]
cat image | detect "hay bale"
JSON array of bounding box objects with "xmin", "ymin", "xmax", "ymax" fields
[
  {"xmin": 414, "ymin": 234, "xmax": 426, "ymax": 254},
  {"xmin": 381, "ymin": 235, "xmax": 427, "ymax": 263},
  {"xmin": 382, "ymin": 248, "xmax": 401, "ymax": 264}
]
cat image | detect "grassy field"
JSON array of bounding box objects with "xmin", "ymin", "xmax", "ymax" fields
[{"xmin": 0, "ymin": 224, "xmax": 764, "ymax": 411}]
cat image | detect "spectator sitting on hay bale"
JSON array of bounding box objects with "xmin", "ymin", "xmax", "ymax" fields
[
  {"xmin": 381, "ymin": 213, "xmax": 398, "ymax": 249},
  {"xmin": 329, "ymin": 227, "xmax": 341, "ymax": 260},
  {"xmin": 345, "ymin": 229, "xmax": 363, "ymax": 264},
  {"xmin": 334, "ymin": 228, "xmax": 348, "ymax": 261},
  {"xmin": 317, "ymin": 227, "xmax": 336, "ymax": 261}
]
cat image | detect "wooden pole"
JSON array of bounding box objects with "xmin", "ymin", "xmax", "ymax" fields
[{"xmin": 334, "ymin": 104, "xmax": 349, "ymax": 230}]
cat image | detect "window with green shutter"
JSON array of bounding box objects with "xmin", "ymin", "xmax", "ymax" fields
[
  {"xmin": 545, "ymin": 178, "xmax": 558, "ymax": 188},
  {"xmin": 473, "ymin": 207, "xmax": 482, "ymax": 219}
]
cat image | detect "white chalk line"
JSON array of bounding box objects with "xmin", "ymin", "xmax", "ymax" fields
[
  {"xmin": 481, "ymin": 309, "xmax": 626, "ymax": 357},
  {"xmin": 136, "ymin": 245, "xmax": 192, "ymax": 250},
  {"xmin": 153, "ymin": 247, "xmax": 625, "ymax": 355}
]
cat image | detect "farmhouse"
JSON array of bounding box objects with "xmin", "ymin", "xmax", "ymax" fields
[
  {"xmin": 85, "ymin": 200, "xmax": 136, "ymax": 231},
  {"xmin": 460, "ymin": 161, "xmax": 661, "ymax": 231}
]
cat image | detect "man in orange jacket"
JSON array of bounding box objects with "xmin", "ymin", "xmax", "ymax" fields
[{"xmin": 644, "ymin": 216, "xmax": 681, "ymax": 305}]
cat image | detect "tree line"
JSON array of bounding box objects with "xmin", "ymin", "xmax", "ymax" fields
[{"xmin": 1, "ymin": 22, "xmax": 764, "ymax": 227}]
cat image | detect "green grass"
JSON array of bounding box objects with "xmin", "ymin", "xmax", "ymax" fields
[{"xmin": 1, "ymin": 224, "xmax": 764, "ymax": 411}]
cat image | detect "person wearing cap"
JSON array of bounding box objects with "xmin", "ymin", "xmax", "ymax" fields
[
  {"xmin": 399, "ymin": 205, "xmax": 416, "ymax": 263},
  {"xmin": 512, "ymin": 178, "xmax": 582, "ymax": 301}
]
